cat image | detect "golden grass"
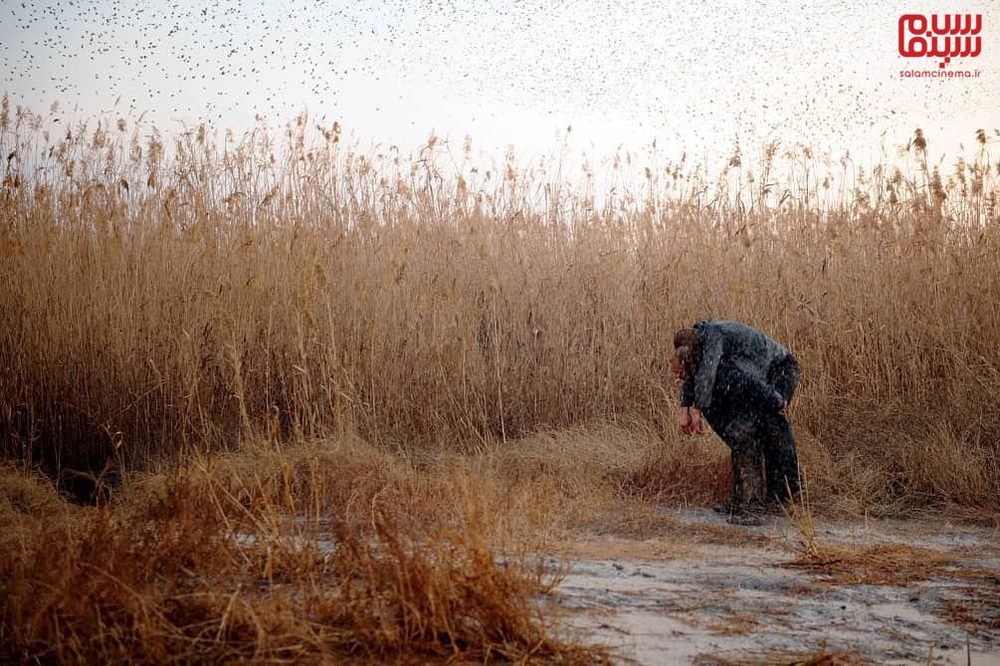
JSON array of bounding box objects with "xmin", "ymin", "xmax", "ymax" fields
[
  {"xmin": 936, "ymin": 586, "xmax": 1000, "ymax": 639},
  {"xmin": 2, "ymin": 98, "xmax": 1000, "ymax": 660},
  {"xmin": 2, "ymin": 101, "xmax": 998, "ymax": 515},
  {"xmin": 0, "ymin": 439, "xmax": 612, "ymax": 664},
  {"xmin": 0, "ymin": 422, "xmax": 715, "ymax": 663},
  {"xmin": 784, "ymin": 542, "xmax": 955, "ymax": 586}
]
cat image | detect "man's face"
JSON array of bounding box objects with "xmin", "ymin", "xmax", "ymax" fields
[{"xmin": 670, "ymin": 354, "xmax": 690, "ymax": 387}]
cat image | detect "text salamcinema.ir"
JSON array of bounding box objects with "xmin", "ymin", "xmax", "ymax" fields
[{"xmin": 898, "ymin": 13, "xmax": 983, "ymax": 79}]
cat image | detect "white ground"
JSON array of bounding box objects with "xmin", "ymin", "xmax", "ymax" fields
[{"xmin": 552, "ymin": 508, "xmax": 1000, "ymax": 665}]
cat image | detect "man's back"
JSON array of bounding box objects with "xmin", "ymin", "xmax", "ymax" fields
[
  {"xmin": 690, "ymin": 320, "xmax": 791, "ymax": 410},
  {"xmin": 703, "ymin": 320, "xmax": 790, "ymax": 378}
]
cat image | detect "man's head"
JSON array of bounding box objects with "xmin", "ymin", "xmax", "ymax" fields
[
  {"xmin": 673, "ymin": 327, "xmax": 698, "ymax": 351},
  {"xmin": 672, "ymin": 327, "xmax": 700, "ymax": 385},
  {"xmin": 671, "ymin": 345, "xmax": 697, "ymax": 386}
]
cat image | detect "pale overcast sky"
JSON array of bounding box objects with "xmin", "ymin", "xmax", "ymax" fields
[{"xmin": 2, "ymin": 0, "xmax": 998, "ymax": 166}]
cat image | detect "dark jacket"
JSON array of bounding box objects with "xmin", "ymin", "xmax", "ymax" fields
[{"xmin": 679, "ymin": 320, "xmax": 793, "ymax": 413}]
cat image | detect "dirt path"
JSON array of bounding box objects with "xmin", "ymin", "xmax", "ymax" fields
[{"xmin": 552, "ymin": 508, "xmax": 1000, "ymax": 665}]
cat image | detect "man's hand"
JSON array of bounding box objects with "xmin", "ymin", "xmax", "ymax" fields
[
  {"xmin": 770, "ymin": 388, "xmax": 790, "ymax": 415},
  {"xmin": 679, "ymin": 407, "xmax": 704, "ymax": 435},
  {"xmin": 678, "ymin": 407, "xmax": 692, "ymax": 434},
  {"xmin": 690, "ymin": 408, "xmax": 704, "ymax": 434}
]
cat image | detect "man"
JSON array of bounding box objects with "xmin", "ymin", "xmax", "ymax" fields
[{"xmin": 671, "ymin": 321, "xmax": 800, "ymax": 524}]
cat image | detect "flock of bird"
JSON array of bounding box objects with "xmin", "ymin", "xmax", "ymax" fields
[
  {"xmin": 1, "ymin": 0, "xmax": 994, "ymax": 158},
  {"xmin": 4, "ymin": 1, "xmax": 389, "ymax": 121}
]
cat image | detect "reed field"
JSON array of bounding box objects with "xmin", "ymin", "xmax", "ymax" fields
[{"xmin": 1, "ymin": 96, "xmax": 999, "ymax": 662}]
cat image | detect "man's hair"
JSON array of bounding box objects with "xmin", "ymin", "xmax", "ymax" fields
[
  {"xmin": 673, "ymin": 327, "xmax": 698, "ymax": 351},
  {"xmin": 672, "ymin": 345, "xmax": 697, "ymax": 378}
]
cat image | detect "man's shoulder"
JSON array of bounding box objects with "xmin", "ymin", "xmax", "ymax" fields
[
  {"xmin": 699, "ymin": 320, "xmax": 789, "ymax": 354},
  {"xmin": 697, "ymin": 320, "xmax": 756, "ymax": 338}
]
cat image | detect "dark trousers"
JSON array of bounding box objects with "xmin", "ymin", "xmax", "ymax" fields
[
  {"xmin": 708, "ymin": 411, "xmax": 765, "ymax": 509},
  {"xmin": 703, "ymin": 355, "xmax": 801, "ymax": 507},
  {"xmin": 760, "ymin": 412, "xmax": 799, "ymax": 502},
  {"xmin": 764, "ymin": 355, "xmax": 800, "ymax": 502}
]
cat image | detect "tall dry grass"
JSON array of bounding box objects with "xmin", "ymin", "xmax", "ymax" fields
[
  {"xmin": 1, "ymin": 96, "xmax": 999, "ymax": 516},
  {"xmin": 0, "ymin": 438, "xmax": 613, "ymax": 663}
]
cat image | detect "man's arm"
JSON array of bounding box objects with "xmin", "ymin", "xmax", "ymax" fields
[
  {"xmin": 693, "ymin": 325, "xmax": 725, "ymax": 409},
  {"xmin": 678, "ymin": 376, "xmax": 695, "ymax": 408},
  {"xmin": 675, "ymin": 376, "xmax": 704, "ymax": 435},
  {"xmin": 770, "ymin": 354, "xmax": 800, "ymax": 405},
  {"xmin": 735, "ymin": 367, "xmax": 787, "ymax": 413}
]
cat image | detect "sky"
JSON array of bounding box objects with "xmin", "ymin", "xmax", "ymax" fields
[{"xmin": 2, "ymin": 0, "xmax": 999, "ymax": 170}]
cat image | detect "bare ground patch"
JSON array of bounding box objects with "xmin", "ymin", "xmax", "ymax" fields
[{"xmin": 550, "ymin": 508, "xmax": 1000, "ymax": 665}]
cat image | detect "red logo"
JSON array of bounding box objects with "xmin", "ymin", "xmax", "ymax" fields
[{"xmin": 898, "ymin": 14, "xmax": 982, "ymax": 68}]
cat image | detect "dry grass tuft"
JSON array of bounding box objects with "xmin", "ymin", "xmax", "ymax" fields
[
  {"xmin": 0, "ymin": 462, "xmax": 69, "ymax": 521},
  {"xmin": 936, "ymin": 585, "xmax": 1000, "ymax": 639},
  {"xmin": 784, "ymin": 542, "xmax": 955, "ymax": 586},
  {"xmin": 782, "ymin": 476, "xmax": 961, "ymax": 586},
  {"xmin": 0, "ymin": 449, "xmax": 610, "ymax": 664}
]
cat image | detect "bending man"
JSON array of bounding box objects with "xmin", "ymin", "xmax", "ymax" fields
[{"xmin": 672, "ymin": 320, "xmax": 801, "ymax": 523}]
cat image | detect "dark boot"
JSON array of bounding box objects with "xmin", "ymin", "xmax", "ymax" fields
[
  {"xmin": 725, "ymin": 443, "xmax": 765, "ymax": 526},
  {"xmin": 732, "ymin": 442, "xmax": 765, "ymax": 510}
]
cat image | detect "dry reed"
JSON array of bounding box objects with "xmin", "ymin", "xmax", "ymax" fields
[
  {"xmin": 1, "ymin": 96, "xmax": 999, "ymax": 661},
  {"xmin": 0, "ymin": 439, "xmax": 612, "ymax": 663},
  {"xmin": 2, "ymin": 98, "xmax": 997, "ymax": 514}
]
